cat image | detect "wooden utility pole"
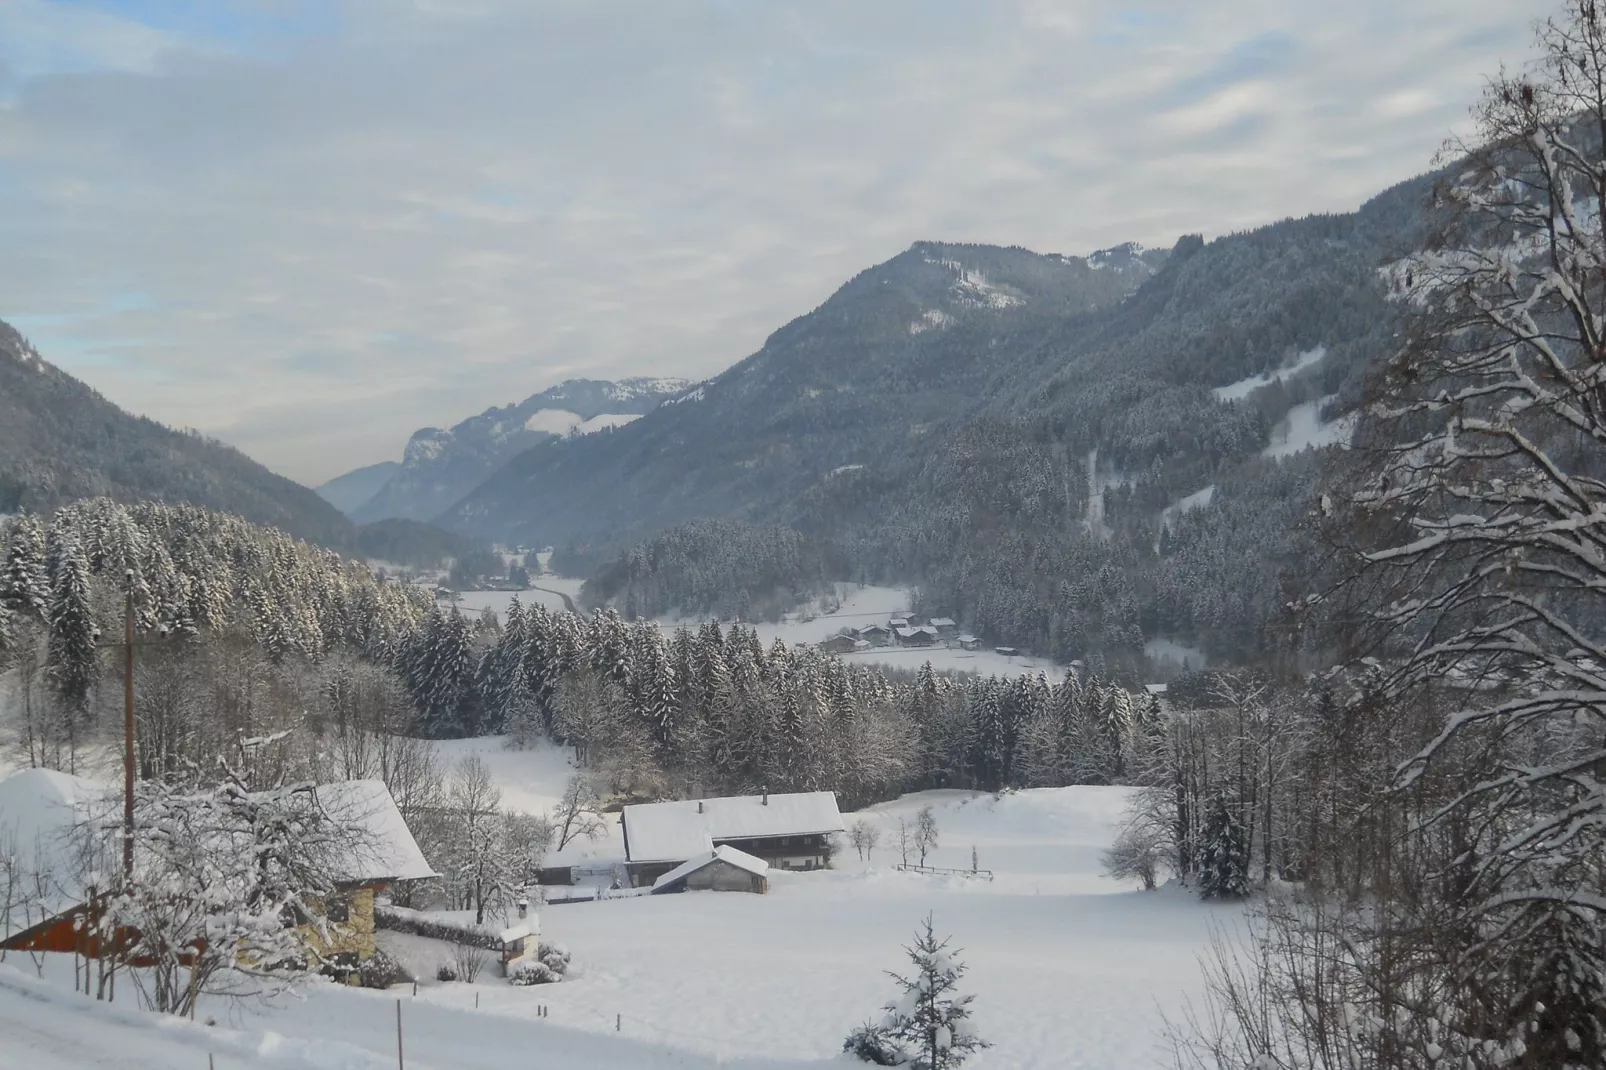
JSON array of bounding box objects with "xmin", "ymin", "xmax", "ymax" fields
[{"xmin": 123, "ymin": 573, "xmax": 135, "ymax": 881}]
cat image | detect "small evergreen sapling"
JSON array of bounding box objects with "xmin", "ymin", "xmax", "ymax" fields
[
  {"xmin": 1197, "ymin": 797, "xmax": 1249, "ymax": 900},
  {"xmin": 843, "ymin": 914, "xmax": 988, "ymax": 1069}
]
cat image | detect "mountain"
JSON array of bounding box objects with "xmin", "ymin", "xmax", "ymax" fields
[
  {"xmin": 438, "ymin": 185, "xmax": 1435, "ymax": 670},
  {"xmin": 0, "ymin": 321, "xmax": 355, "ymax": 548},
  {"xmin": 346, "ymin": 377, "xmax": 694, "ymax": 524},
  {"xmin": 354, "ymin": 517, "xmax": 482, "ymax": 570},
  {"xmin": 445, "ymin": 241, "xmax": 1167, "ymax": 541},
  {"xmin": 317, "ymin": 461, "xmax": 401, "ymax": 515}
]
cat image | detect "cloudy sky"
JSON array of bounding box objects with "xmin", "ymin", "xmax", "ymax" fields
[{"xmin": 0, "ymin": 0, "xmax": 1552, "ymax": 485}]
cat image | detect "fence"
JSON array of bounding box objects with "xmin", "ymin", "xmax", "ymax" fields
[{"xmin": 894, "ymin": 863, "xmax": 994, "ymax": 881}]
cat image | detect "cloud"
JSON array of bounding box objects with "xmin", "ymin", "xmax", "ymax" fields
[{"xmin": 0, "ymin": 0, "xmax": 1552, "ymax": 484}]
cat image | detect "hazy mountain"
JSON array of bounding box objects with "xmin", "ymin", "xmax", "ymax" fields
[
  {"xmin": 346, "ymin": 377, "xmax": 694, "ymax": 524},
  {"xmin": 445, "ymin": 241, "xmax": 1167, "ymax": 541},
  {"xmin": 317, "ymin": 461, "xmax": 401, "ymax": 515},
  {"xmin": 0, "ymin": 320, "xmax": 355, "ymax": 548},
  {"xmin": 435, "ymin": 180, "xmax": 1436, "ymax": 669}
]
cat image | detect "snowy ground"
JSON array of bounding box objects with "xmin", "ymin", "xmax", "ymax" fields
[
  {"xmin": 666, "ymin": 584, "xmax": 1066, "ymax": 680},
  {"xmin": 0, "ymin": 735, "xmax": 1237, "ymax": 1068},
  {"xmin": 454, "ymin": 576, "xmax": 585, "ymax": 618}
]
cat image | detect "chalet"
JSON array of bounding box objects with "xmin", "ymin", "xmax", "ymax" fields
[
  {"xmin": 995, "ymin": 646, "xmax": 1021, "ymax": 658},
  {"xmin": 896, "ymin": 625, "xmax": 938, "ymax": 647},
  {"xmin": 0, "ymin": 770, "xmax": 436, "ymax": 979},
  {"xmin": 855, "ymin": 624, "xmax": 892, "ymax": 647},
  {"xmin": 958, "ymin": 635, "xmax": 982, "ymax": 651},
  {"xmin": 888, "ymin": 616, "xmax": 910, "ymax": 631},
  {"xmin": 650, "ymin": 845, "xmax": 769, "ymax": 895},
  {"xmin": 818, "ymin": 634, "xmax": 858, "ymax": 655},
  {"xmin": 620, "ymin": 791, "xmax": 845, "ymax": 887},
  {"xmin": 929, "ymin": 617, "xmax": 958, "ymax": 636}
]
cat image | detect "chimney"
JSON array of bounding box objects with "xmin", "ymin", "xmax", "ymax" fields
[{"xmin": 698, "ymin": 800, "xmax": 704, "ymax": 814}]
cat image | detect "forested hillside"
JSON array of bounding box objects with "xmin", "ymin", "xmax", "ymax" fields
[
  {"xmin": 444, "ymin": 178, "xmax": 1434, "ymax": 671},
  {"xmin": 0, "ymin": 321, "xmax": 355, "ymax": 548}
]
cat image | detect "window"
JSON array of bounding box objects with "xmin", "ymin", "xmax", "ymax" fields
[
  {"xmin": 778, "ymin": 837, "xmax": 790, "ymax": 846},
  {"xmin": 325, "ymin": 894, "xmax": 350, "ymax": 924}
]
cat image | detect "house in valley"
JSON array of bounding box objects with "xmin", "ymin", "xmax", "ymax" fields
[
  {"xmin": 855, "ymin": 624, "xmax": 892, "ymax": 647},
  {"xmin": 818, "ymin": 633, "xmax": 858, "ymax": 655},
  {"xmin": 995, "ymin": 646, "xmax": 1021, "ymax": 658},
  {"xmin": 896, "ymin": 625, "xmax": 938, "ymax": 647},
  {"xmin": 958, "ymin": 634, "xmax": 982, "ymax": 651},
  {"xmin": 620, "ymin": 791, "xmax": 845, "ymax": 887},
  {"xmin": 0, "ymin": 770, "xmax": 436, "ymax": 980},
  {"xmin": 888, "ymin": 616, "xmax": 910, "ymax": 631},
  {"xmin": 929, "ymin": 617, "xmax": 958, "ymax": 636},
  {"xmin": 650, "ymin": 845, "xmax": 769, "ymax": 895}
]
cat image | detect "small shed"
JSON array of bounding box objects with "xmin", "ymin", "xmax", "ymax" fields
[
  {"xmin": 888, "ymin": 616, "xmax": 910, "ymax": 630},
  {"xmin": 651, "ymin": 845, "xmax": 769, "ymax": 896},
  {"xmin": 995, "ymin": 646, "xmax": 1020, "ymax": 658},
  {"xmin": 958, "ymin": 635, "xmax": 981, "ymax": 651}
]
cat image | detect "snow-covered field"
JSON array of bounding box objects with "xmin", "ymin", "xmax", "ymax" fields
[
  {"xmin": 665, "ymin": 584, "xmax": 1066, "ymax": 680},
  {"xmin": 454, "ymin": 576, "xmax": 585, "ymax": 618},
  {"xmin": 0, "ymin": 734, "xmax": 1235, "ymax": 1068}
]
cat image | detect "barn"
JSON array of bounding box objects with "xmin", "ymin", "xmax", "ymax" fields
[
  {"xmin": 620, "ymin": 791, "xmax": 845, "ymax": 887},
  {"xmin": 650, "ymin": 845, "xmax": 769, "ymax": 895}
]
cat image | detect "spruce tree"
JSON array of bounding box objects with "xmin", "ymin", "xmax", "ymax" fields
[
  {"xmin": 1, "ymin": 516, "xmax": 50, "ymax": 621},
  {"xmin": 845, "ymin": 914, "xmax": 989, "ymax": 1069},
  {"xmin": 46, "ymin": 534, "xmax": 98, "ymax": 717},
  {"xmin": 1197, "ymin": 796, "xmax": 1249, "ymax": 900}
]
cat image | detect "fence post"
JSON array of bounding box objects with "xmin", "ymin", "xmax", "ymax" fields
[
  {"xmin": 396, "ymin": 999, "xmax": 404, "ymax": 1070},
  {"xmin": 617, "ymin": 1013, "xmax": 621, "ymax": 1032}
]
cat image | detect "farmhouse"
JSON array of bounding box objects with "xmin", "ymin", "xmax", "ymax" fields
[
  {"xmin": 650, "ymin": 845, "xmax": 769, "ymax": 895},
  {"xmin": 818, "ymin": 634, "xmax": 858, "ymax": 655},
  {"xmin": 929, "ymin": 617, "xmax": 958, "ymax": 636},
  {"xmin": 855, "ymin": 624, "xmax": 892, "ymax": 647},
  {"xmin": 895, "ymin": 625, "xmax": 938, "ymax": 647},
  {"xmin": 0, "ymin": 770, "xmax": 436, "ymax": 977},
  {"xmin": 620, "ymin": 791, "xmax": 845, "ymax": 887},
  {"xmin": 958, "ymin": 634, "xmax": 982, "ymax": 651},
  {"xmin": 888, "ymin": 616, "xmax": 910, "ymax": 630}
]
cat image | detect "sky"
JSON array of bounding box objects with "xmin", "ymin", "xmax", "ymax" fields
[{"xmin": 0, "ymin": 0, "xmax": 1555, "ymax": 485}]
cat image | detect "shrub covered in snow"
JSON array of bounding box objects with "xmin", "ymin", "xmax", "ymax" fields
[
  {"xmin": 509, "ymin": 942, "xmax": 572, "ymax": 986},
  {"xmin": 357, "ymin": 949, "xmax": 412, "ymax": 990},
  {"xmin": 1101, "ymin": 821, "xmax": 1163, "ymax": 890},
  {"xmin": 843, "ymin": 1021, "xmax": 905, "ymax": 1066},
  {"xmin": 538, "ymin": 942, "xmax": 571, "ymax": 976}
]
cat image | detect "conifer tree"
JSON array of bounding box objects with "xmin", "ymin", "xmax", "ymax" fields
[
  {"xmin": 845, "ymin": 915, "xmax": 989, "ymax": 1069},
  {"xmin": 46, "ymin": 532, "xmax": 98, "ymax": 718},
  {"xmin": 1, "ymin": 515, "xmax": 50, "ymax": 621},
  {"xmin": 1197, "ymin": 796, "xmax": 1248, "ymax": 900}
]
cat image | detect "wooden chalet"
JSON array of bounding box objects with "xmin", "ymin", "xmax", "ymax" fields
[
  {"xmin": 818, "ymin": 634, "xmax": 858, "ymax": 655},
  {"xmin": 928, "ymin": 617, "xmax": 958, "ymax": 636},
  {"xmin": 855, "ymin": 624, "xmax": 892, "ymax": 647},
  {"xmin": 620, "ymin": 791, "xmax": 845, "ymax": 887},
  {"xmin": 958, "ymin": 634, "xmax": 982, "ymax": 651},
  {"xmin": 895, "ymin": 625, "xmax": 938, "ymax": 647},
  {"xmin": 0, "ymin": 770, "xmax": 436, "ymax": 979}
]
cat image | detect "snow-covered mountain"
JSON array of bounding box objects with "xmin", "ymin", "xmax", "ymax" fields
[{"xmin": 344, "ymin": 377, "xmax": 693, "ymax": 523}]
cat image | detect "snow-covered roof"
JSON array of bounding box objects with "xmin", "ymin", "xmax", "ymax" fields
[
  {"xmin": 958, "ymin": 634, "xmax": 978, "ymax": 643},
  {"xmin": 0, "ymin": 768, "xmax": 110, "ymax": 940},
  {"xmin": 929, "ymin": 618, "xmax": 957, "ymax": 628},
  {"xmin": 651, "ymin": 845, "xmax": 769, "ymax": 890},
  {"xmin": 1144, "ymin": 683, "xmax": 1169, "ymax": 695},
  {"xmin": 896, "ymin": 626, "xmax": 937, "ymax": 638},
  {"xmin": 622, "ymin": 792, "xmax": 844, "ymax": 864},
  {"xmin": 313, "ymin": 780, "xmax": 439, "ymax": 885}
]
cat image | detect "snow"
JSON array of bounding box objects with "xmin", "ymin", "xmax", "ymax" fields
[
  {"xmin": 829, "ymin": 464, "xmax": 865, "ymax": 476},
  {"xmin": 622, "ymin": 792, "xmax": 845, "ymax": 864},
  {"xmin": 1212, "ymin": 346, "xmax": 1328, "ymax": 401},
  {"xmin": 0, "ymin": 958, "xmax": 813, "ymax": 1069},
  {"xmin": 313, "ymin": 780, "xmax": 439, "ymax": 883},
  {"xmin": 0, "ymin": 767, "xmax": 109, "ymax": 939},
  {"xmin": 909, "ymin": 308, "xmax": 954, "ymax": 335},
  {"xmin": 1157, "ymin": 485, "xmax": 1216, "ymax": 539},
  {"xmin": 651, "ymin": 844, "xmax": 769, "ymax": 890},
  {"xmin": 1144, "ymin": 636, "xmax": 1208, "ymax": 670},
  {"xmin": 453, "ymin": 577, "xmax": 585, "ymax": 618},
  {"xmin": 1262, "ymin": 397, "xmax": 1355, "ymax": 458},
  {"xmin": 576, "ymin": 413, "xmax": 640, "ymax": 434},
  {"xmin": 660, "ymin": 584, "xmax": 1067, "ymax": 679},
  {"xmin": 665, "ymin": 385, "xmax": 705, "ymax": 405},
  {"xmin": 522, "ymin": 408, "xmax": 585, "ymax": 435}
]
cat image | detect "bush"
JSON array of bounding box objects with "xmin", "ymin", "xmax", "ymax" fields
[
  {"xmin": 537, "ymin": 942, "xmax": 571, "ymax": 977},
  {"xmin": 1102, "ymin": 821, "xmax": 1164, "ymax": 891},
  {"xmin": 452, "ymin": 940, "xmax": 489, "ymax": 983},
  {"xmin": 436, "ymin": 962, "xmax": 458, "ymax": 983},
  {"xmin": 357, "ymin": 949, "xmax": 412, "ymax": 990},
  {"xmin": 842, "ymin": 1021, "xmax": 905, "ymax": 1066},
  {"xmin": 507, "ymin": 959, "xmax": 558, "ymax": 986}
]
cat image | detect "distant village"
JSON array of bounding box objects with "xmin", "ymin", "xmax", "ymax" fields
[{"xmin": 815, "ymin": 614, "xmax": 1015, "ymax": 658}]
